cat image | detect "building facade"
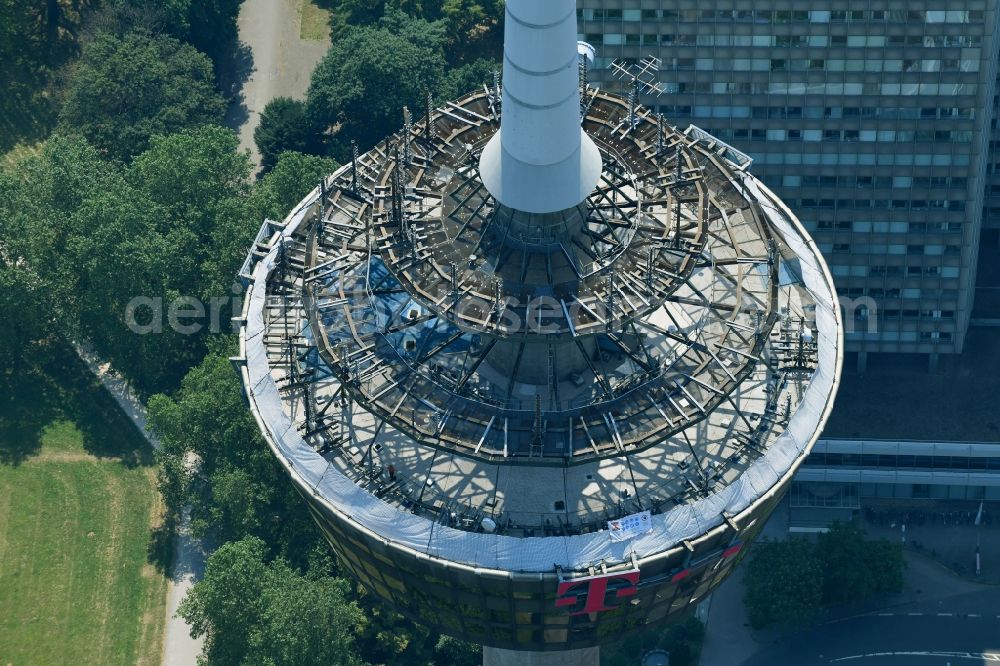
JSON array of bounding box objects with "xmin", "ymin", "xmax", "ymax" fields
[{"xmin": 581, "ymin": 1, "xmax": 1000, "ymax": 362}]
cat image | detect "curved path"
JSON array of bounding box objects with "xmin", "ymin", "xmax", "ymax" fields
[{"xmin": 72, "ymin": 343, "xmax": 205, "ymax": 666}]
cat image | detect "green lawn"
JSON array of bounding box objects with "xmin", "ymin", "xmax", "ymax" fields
[
  {"xmin": 299, "ymin": 0, "xmax": 332, "ymax": 41},
  {"xmin": 0, "ymin": 346, "xmax": 167, "ymax": 666}
]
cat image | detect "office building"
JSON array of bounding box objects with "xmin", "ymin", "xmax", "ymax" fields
[{"xmin": 581, "ymin": 1, "xmax": 1000, "ymax": 366}]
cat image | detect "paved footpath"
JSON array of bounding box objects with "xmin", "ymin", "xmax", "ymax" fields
[
  {"xmin": 67, "ymin": 5, "xmax": 332, "ymax": 664},
  {"xmin": 229, "ymin": 0, "xmax": 330, "ymax": 171},
  {"xmin": 73, "ymin": 343, "xmax": 205, "ymax": 666}
]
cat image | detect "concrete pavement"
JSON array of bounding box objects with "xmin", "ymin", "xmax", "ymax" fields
[
  {"xmin": 743, "ymin": 588, "xmax": 1000, "ymax": 665},
  {"xmin": 227, "ymin": 0, "xmax": 330, "ymax": 171}
]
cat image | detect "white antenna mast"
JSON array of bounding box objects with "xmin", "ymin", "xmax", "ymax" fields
[{"xmin": 478, "ymin": 0, "xmax": 603, "ymax": 214}]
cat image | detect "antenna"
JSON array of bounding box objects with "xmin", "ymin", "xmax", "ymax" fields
[
  {"xmin": 402, "ymin": 106, "xmax": 413, "ymax": 166},
  {"xmin": 425, "ymin": 91, "xmax": 436, "ymax": 145},
  {"xmin": 610, "ymin": 57, "xmax": 665, "ymax": 98},
  {"xmin": 478, "ymin": 0, "xmax": 603, "ymax": 214},
  {"xmin": 350, "ymin": 141, "xmax": 360, "ymax": 196}
]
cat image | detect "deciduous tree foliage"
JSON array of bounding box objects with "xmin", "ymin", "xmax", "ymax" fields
[
  {"xmin": 307, "ymin": 12, "xmax": 447, "ymax": 155},
  {"xmin": 0, "ymin": 134, "xmax": 120, "ymax": 333},
  {"xmin": 816, "ymin": 521, "xmax": 905, "ymax": 603},
  {"xmin": 307, "ymin": 11, "xmax": 500, "ymax": 160},
  {"xmin": 147, "ymin": 347, "xmax": 317, "ymax": 557},
  {"xmin": 254, "ymin": 98, "xmax": 321, "ymax": 171},
  {"xmin": 0, "ymin": 262, "xmax": 50, "ymax": 377},
  {"xmin": 0, "ymin": 0, "xmax": 101, "ymax": 147},
  {"xmin": 249, "ymin": 151, "xmax": 340, "ymax": 223},
  {"xmin": 179, "ymin": 537, "xmax": 365, "ymax": 666},
  {"xmin": 0, "ymin": 128, "xmax": 257, "ymax": 394},
  {"xmin": 327, "ymin": 0, "xmax": 502, "ymax": 64},
  {"xmin": 744, "ymin": 523, "xmax": 905, "ymax": 629},
  {"xmin": 744, "ymin": 538, "xmax": 823, "ymax": 629},
  {"xmin": 58, "ymin": 31, "xmax": 225, "ymax": 162}
]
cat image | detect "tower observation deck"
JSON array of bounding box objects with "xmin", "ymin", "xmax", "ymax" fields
[{"xmin": 235, "ymin": 0, "xmax": 842, "ymax": 659}]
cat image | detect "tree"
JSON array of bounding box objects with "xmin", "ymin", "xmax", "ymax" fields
[
  {"xmin": 743, "ymin": 538, "xmax": 823, "ymax": 629},
  {"xmin": 254, "ymin": 98, "xmax": 321, "ymax": 171},
  {"xmin": 437, "ymin": 57, "xmax": 499, "ymax": 102},
  {"xmin": 179, "ymin": 537, "xmax": 365, "ymax": 666},
  {"xmin": 0, "ymin": 262, "xmax": 50, "ymax": 378},
  {"xmin": 816, "ymin": 521, "xmax": 904, "ymax": 604},
  {"xmin": 127, "ymin": 125, "xmax": 253, "ymax": 307},
  {"xmin": 249, "ymin": 151, "xmax": 340, "ymax": 222},
  {"xmin": 307, "ymin": 13, "xmax": 447, "ymax": 155},
  {"xmin": 441, "ymin": 0, "xmax": 503, "ymax": 55},
  {"xmin": 58, "ymin": 31, "xmax": 225, "ymax": 162},
  {"xmin": 815, "ymin": 521, "xmax": 876, "ymax": 603},
  {"xmin": 63, "ymin": 175, "xmax": 204, "ymax": 393},
  {"xmin": 147, "ymin": 346, "xmax": 323, "ymax": 562},
  {"xmin": 326, "ymin": 0, "xmax": 501, "ymax": 65},
  {"xmin": 865, "ymin": 538, "xmax": 905, "ymax": 595},
  {"xmin": 184, "ymin": 0, "xmax": 241, "ymax": 61},
  {"xmin": 0, "ymin": 133, "xmax": 120, "ymax": 329},
  {"xmin": 433, "ymin": 635, "xmax": 481, "ymax": 666}
]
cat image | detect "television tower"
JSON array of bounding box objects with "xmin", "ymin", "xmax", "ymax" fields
[{"xmin": 235, "ymin": 1, "xmax": 842, "ymax": 664}]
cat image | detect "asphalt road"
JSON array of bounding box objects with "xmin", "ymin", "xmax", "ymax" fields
[{"xmin": 743, "ymin": 589, "xmax": 1000, "ymax": 665}]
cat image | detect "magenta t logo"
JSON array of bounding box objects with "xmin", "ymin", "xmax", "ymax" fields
[{"xmin": 555, "ymin": 571, "xmax": 640, "ymax": 615}]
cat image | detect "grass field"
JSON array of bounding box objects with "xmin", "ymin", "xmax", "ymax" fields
[
  {"xmin": 0, "ymin": 347, "xmax": 167, "ymax": 665},
  {"xmin": 299, "ymin": 0, "xmax": 332, "ymax": 41}
]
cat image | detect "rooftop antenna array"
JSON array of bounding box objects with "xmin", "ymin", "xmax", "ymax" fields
[{"xmin": 610, "ymin": 56, "xmax": 665, "ymax": 129}]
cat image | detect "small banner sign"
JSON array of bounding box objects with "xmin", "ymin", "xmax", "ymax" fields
[{"xmin": 607, "ymin": 510, "xmax": 652, "ymax": 542}]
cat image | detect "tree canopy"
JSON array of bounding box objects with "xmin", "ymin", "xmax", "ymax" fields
[
  {"xmin": 254, "ymin": 98, "xmax": 321, "ymax": 171},
  {"xmin": 0, "ymin": 262, "xmax": 50, "ymax": 377},
  {"xmin": 147, "ymin": 347, "xmax": 318, "ymax": 557},
  {"xmin": 816, "ymin": 521, "xmax": 905, "ymax": 603},
  {"xmin": 249, "ymin": 151, "xmax": 340, "ymax": 223},
  {"xmin": 0, "ymin": 127, "xmax": 257, "ymax": 394},
  {"xmin": 307, "ymin": 12, "xmax": 448, "ymax": 154},
  {"xmin": 743, "ymin": 538, "xmax": 824, "ymax": 629},
  {"xmin": 179, "ymin": 536, "xmax": 365, "ymax": 666},
  {"xmin": 58, "ymin": 31, "xmax": 225, "ymax": 162},
  {"xmin": 743, "ymin": 524, "xmax": 905, "ymax": 629},
  {"xmin": 327, "ymin": 0, "xmax": 502, "ymax": 64}
]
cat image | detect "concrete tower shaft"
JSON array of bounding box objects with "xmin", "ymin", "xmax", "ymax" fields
[{"xmin": 479, "ymin": 0, "xmax": 603, "ymax": 214}]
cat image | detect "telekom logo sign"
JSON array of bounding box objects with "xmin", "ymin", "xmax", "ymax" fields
[
  {"xmin": 555, "ymin": 570, "xmax": 640, "ymax": 616},
  {"xmin": 554, "ymin": 543, "xmax": 745, "ymax": 615}
]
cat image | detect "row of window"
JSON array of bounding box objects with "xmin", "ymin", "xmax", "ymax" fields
[
  {"xmin": 598, "ymin": 32, "xmax": 985, "ymax": 56},
  {"xmin": 791, "ymin": 481, "xmax": 1000, "ymax": 505},
  {"xmin": 829, "ymin": 264, "xmax": 961, "ymax": 278},
  {"xmin": 801, "ymin": 198, "xmax": 966, "ymax": 211},
  {"xmin": 868, "ymin": 264, "xmax": 959, "ymax": 276},
  {"xmin": 582, "ymin": 9, "xmax": 985, "ymax": 26},
  {"xmin": 842, "ymin": 285, "xmax": 953, "ymax": 299},
  {"xmin": 747, "ymin": 128, "xmax": 974, "ymax": 143},
  {"xmin": 655, "ymin": 80, "xmax": 980, "ymax": 97},
  {"xmin": 844, "ymin": 330, "xmax": 955, "ymax": 341},
  {"xmin": 808, "ymin": 220, "xmax": 961, "ymax": 234},
  {"xmin": 659, "ymin": 103, "xmax": 977, "ymax": 120},
  {"xmin": 792, "ymin": 175, "xmax": 967, "ymax": 189},
  {"xmin": 825, "ymin": 242, "xmax": 961, "ymax": 254},
  {"xmin": 754, "ymin": 152, "xmax": 971, "ymax": 167},
  {"xmin": 804, "ymin": 452, "xmax": 1000, "ymax": 470},
  {"xmin": 852, "ymin": 306, "xmax": 956, "ymax": 320}
]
